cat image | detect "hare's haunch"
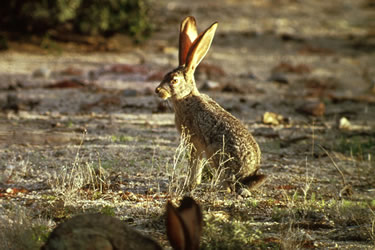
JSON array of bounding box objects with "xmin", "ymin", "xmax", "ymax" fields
[{"xmin": 155, "ymin": 16, "xmax": 266, "ymax": 190}]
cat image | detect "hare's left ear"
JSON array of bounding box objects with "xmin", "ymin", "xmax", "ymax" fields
[
  {"xmin": 185, "ymin": 22, "xmax": 218, "ymax": 74},
  {"xmin": 179, "ymin": 16, "xmax": 198, "ymax": 66}
]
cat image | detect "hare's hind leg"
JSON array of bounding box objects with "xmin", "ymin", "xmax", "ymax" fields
[{"xmin": 240, "ymin": 173, "xmax": 267, "ymax": 190}]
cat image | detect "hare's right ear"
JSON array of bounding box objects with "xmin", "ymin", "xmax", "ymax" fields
[
  {"xmin": 185, "ymin": 21, "xmax": 218, "ymax": 74},
  {"xmin": 166, "ymin": 197, "xmax": 203, "ymax": 250},
  {"xmin": 179, "ymin": 16, "xmax": 198, "ymax": 66}
]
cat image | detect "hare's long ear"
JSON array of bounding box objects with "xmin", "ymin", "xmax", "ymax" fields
[
  {"xmin": 185, "ymin": 22, "xmax": 218, "ymax": 74},
  {"xmin": 177, "ymin": 197, "xmax": 203, "ymax": 250},
  {"xmin": 166, "ymin": 201, "xmax": 186, "ymax": 250},
  {"xmin": 166, "ymin": 197, "xmax": 203, "ymax": 250},
  {"xmin": 179, "ymin": 16, "xmax": 198, "ymax": 66}
]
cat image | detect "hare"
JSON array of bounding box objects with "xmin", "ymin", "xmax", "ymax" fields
[
  {"xmin": 155, "ymin": 16, "xmax": 266, "ymax": 191},
  {"xmin": 42, "ymin": 196, "xmax": 202, "ymax": 250}
]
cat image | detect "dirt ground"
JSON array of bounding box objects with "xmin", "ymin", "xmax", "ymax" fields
[{"xmin": 1, "ymin": 0, "xmax": 375, "ymax": 249}]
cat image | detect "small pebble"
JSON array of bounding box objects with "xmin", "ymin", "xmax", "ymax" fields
[
  {"xmin": 268, "ymin": 73, "xmax": 289, "ymax": 84},
  {"xmin": 339, "ymin": 117, "xmax": 351, "ymax": 130},
  {"xmin": 32, "ymin": 67, "xmax": 51, "ymax": 78},
  {"xmin": 123, "ymin": 89, "xmax": 138, "ymax": 97},
  {"xmin": 200, "ymin": 80, "xmax": 221, "ymax": 91}
]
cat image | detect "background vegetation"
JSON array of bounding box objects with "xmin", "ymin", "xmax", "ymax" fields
[{"xmin": 0, "ymin": 0, "xmax": 151, "ymax": 42}]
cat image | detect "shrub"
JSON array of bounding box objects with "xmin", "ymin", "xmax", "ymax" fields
[{"xmin": 0, "ymin": 0, "xmax": 151, "ymax": 41}]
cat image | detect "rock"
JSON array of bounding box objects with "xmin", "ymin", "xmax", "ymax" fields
[
  {"xmin": 272, "ymin": 62, "xmax": 311, "ymax": 74},
  {"xmin": 239, "ymin": 72, "xmax": 259, "ymax": 80},
  {"xmin": 280, "ymin": 33, "xmax": 305, "ymax": 42},
  {"xmin": 123, "ymin": 89, "xmax": 138, "ymax": 97},
  {"xmin": 32, "ymin": 67, "xmax": 51, "ymax": 78},
  {"xmin": 296, "ymin": 101, "xmax": 325, "ymax": 116},
  {"xmin": 221, "ymin": 83, "xmax": 244, "ymax": 93},
  {"xmin": 268, "ymin": 73, "xmax": 289, "ymax": 84},
  {"xmin": 200, "ymin": 80, "xmax": 222, "ymax": 91},
  {"xmin": 238, "ymin": 188, "xmax": 252, "ymax": 197},
  {"xmin": 339, "ymin": 117, "xmax": 352, "ymax": 130},
  {"xmin": 263, "ymin": 112, "xmax": 287, "ymax": 126},
  {"xmin": 46, "ymin": 80, "xmax": 85, "ymax": 89},
  {"xmin": 60, "ymin": 67, "xmax": 84, "ymax": 76}
]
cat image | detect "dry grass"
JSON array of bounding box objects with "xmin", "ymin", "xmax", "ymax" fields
[
  {"xmin": 46, "ymin": 133, "xmax": 111, "ymax": 206},
  {"xmin": 166, "ymin": 129, "xmax": 196, "ymax": 198},
  {"xmin": 166, "ymin": 129, "xmax": 234, "ymax": 198},
  {"xmin": 48, "ymin": 160, "xmax": 110, "ymax": 205}
]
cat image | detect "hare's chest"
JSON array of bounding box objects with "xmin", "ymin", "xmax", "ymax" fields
[
  {"xmin": 174, "ymin": 114, "xmax": 207, "ymax": 154},
  {"xmin": 173, "ymin": 96, "xmax": 215, "ymax": 146},
  {"xmin": 173, "ymin": 100, "xmax": 198, "ymax": 129},
  {"xmin": 174, "ymin": 112, "xmax": 194, "ymax": 134}
]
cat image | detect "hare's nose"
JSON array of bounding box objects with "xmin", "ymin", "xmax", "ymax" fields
[{"xmin": 155, "ymin": 87, "xmax": 160, "ymax": 94}]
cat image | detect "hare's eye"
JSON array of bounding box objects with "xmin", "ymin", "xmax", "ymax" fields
[{"xmin": 171, "ymin": 78, "xmax": 179, "ymax": 85}]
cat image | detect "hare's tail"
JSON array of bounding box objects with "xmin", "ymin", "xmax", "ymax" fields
[{"xmin": 241, "ymin": 173, "xmax": 267, "ymax": 190}]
